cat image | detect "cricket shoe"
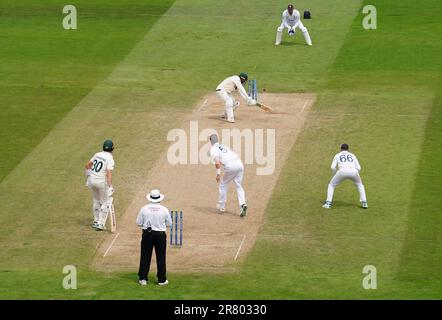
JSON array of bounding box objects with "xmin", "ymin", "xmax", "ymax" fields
[
  {"xmin": 322, "ymin": 201, "xmax": 332, "ymax": 209},
  {"xmin": 240, "ymin": 204, "xmax": 248, "ymax": 218},
  {"xmin": 361, "ymin": 201, "xmax": 368, "ymax": 209},
  {"xmin": 216, "ymin": 204, "xmax": 226, "ymax": 213},
  {"xmin": 226, "ymin": 117, "xmax": 235, "ymax": 123},
  {"xmin": 95, "ymin": 223, "xmax": 105, "ymax": 231},
  {"xmin": 92, "ymin": 221, "xmax": 99, "ymax": 228},
  {"xmin": 158, "ymin": 280, "xmax": 169, "ymax": 286},
  {"xmin": 139, "ymin": 280, "xmax": 147, "ymax": 286}
]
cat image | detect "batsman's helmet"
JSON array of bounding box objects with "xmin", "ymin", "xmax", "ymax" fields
[
  {"xmin": 340, "ymin": 143, "xmax": 349, "ymax": 151},
  {"xmin": 239, "ymin": 72, "xmax": 248, "ymax": 83},
  {"xmin": 103, "ymin": 139, "xmax": 114, "ymax": 152}
]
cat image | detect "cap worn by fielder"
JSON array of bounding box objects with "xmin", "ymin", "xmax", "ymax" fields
[
  {"xmin": 288, "ymin": 4, "xmax": 294, "ymax": 11},
  {"xmin": 341, "ymin": 143, "xmax": 349, "ymax": 150},
  {"xmin": 103, "ymin": 139, "xmax": 114, "ymax": 152}
]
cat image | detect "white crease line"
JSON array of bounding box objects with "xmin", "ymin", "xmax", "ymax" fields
[
  {"xmin": 301, "ymin": 100, "xmax": 309, "ymax": 113},
  {"xmin": 103, "ymin": 232, "xmax": 120, "ymax": 258},
  {"xmin": 197, "ymin": 99, "xmax": 208, "ymax": 112},
  {"xmin": 234, "ymin": 234, "xmax": 246, "ymax": 261}
]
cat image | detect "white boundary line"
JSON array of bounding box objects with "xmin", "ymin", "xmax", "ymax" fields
[
  {"xmin": 234, "ymin": 234, "xmax": 246, "ymax": 261},
  {"xmin": 103, "ymin": 232, "xmax": 120, "ymax": 257},
  {"xmin": 197, "ymin": 99, "xmax": 208, "ymax": 112}
]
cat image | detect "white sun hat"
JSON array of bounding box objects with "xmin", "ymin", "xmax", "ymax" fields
[{"xmin": 146, "ymin": 189, "xmax": 165, "ymax": 203}]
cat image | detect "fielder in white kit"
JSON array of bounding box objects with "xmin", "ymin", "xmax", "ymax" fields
[
  {"xmin": 209, "ymin": 134, "xmax": 248, "ymax": 217},
  {"xmin": 322, "ymin": 144, "xmax": 368, "ymax": 209},
  {"xmin": 216, "ymin": 73, "xmax": 256, "ymax": 123},
  {"xmin": 85, "ymin": 140, "xmax": 115, "ymax": 230},
  {"xmin": 275, "ymin": 4, "xmax": 312, "ymax": 46}
]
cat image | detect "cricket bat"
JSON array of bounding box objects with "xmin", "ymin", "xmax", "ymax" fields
[
  {"xmin": 109, "ymin": 197, "xmax": 117, "ymax": 233},
  {"xmin": 256, "ymin": 102, "xmax": 274, "ymax": 113}
]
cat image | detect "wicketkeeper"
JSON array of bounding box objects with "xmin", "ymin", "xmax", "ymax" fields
[{"xmin": 275, "ymin": 4, "xmax": 312, "ymax": 46}]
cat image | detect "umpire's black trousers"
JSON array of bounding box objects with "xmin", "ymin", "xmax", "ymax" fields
[{"xmin": 138, "ymin": 229, "xmax": 167, "ymax": 283}]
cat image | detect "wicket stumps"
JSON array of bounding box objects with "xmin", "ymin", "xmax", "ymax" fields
[
  {"xmin": 248, "ymin": 79, "xmax": 258, "ymax": 101},
  {"xmin": 170, "ymin": 210, "xmax": 183, "ymax": 247}
]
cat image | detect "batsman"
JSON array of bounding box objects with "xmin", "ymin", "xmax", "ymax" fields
[
  {"xmin": 85, "ymin": 139, "xmax": 115, "ymax": 231},
  {"xmin": 216, "ymin": 73, "xmax": 257, "ymax": 123}
]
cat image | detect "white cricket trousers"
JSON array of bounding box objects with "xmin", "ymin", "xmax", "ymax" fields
[
  {"xmin": 217, "ymin": 90, "xmax": 236, "ymax": 121},
  {"xmin": 326, "ymin": 168, "xmax": 367, "ymax": 202},
  {"xmin": 219, "ymin": 159, "xmax": 246, "ymax": 208},
  {"xmin": 87, "ymin": 177, "xmax": 110, "ymax": 224}
]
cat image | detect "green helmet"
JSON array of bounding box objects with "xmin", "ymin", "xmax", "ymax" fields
[
  {"xmin": 103, "ymin": 139, "xmax": 114, "ymax": 152},
  {"xmin": 239, "ymin": 72, "xmax": 248, "ymax": 83}
]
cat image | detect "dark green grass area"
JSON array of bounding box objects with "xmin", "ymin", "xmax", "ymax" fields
[
  {"xmin": 0, "ymin": 0, "xmax": 175, "ymax": 182},
  {"xmin": 1, "ymin": 0, "xmax": 441, "ymax": 299},
  {"xmin": 398, "ymin": 93, "xmax": 442, "ymax": 283}
]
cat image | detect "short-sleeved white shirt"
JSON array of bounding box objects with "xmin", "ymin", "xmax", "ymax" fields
[
  {"xmin": 136, "ymin": 203, "xmax": 172, "ymax": 231},
  {"xmin": 89, "ymin": 151, "xmax": 114, "ymax": 180},
  {"xmin": 210, "ymin": 143, "xmax": 240, "ymax": 168}
]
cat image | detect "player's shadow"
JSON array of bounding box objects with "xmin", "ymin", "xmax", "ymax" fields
[
  {"xmin": 279, "ymin": 41, "xmax": 306, "ymax": 46},
  {"xmin": 327, "ymin": 200, "xmax": 359, "ymax": 208},
  {"xmin": 78, "ymin": 218, "xmax": 93, "ymax": 226},
  {"xmin": 191, "ymin": 205, "xmax": 240, "ymax": 217}
]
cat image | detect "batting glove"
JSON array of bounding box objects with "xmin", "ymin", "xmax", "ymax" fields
[{"xmin": 248, "ymin": 99, "xmax": 257, "ymax": 106}]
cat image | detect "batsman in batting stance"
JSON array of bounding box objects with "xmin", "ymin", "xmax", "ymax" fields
[
  {"xmin": 216, "ymin": 73, "xmax": 257, "ymax": 123},
  {"xmin": 322, "ymin": 144, "xmax": 368, "ymax": 209},
  {"xmin": 209, "ymin": 134, "xmax": 248, "ymax": 217},
  {"xmin": 275, "ymin": 4, "xmax": 312, "ymax": 46},
  {"xmin": 85, "ymin": 140, "xmax": 115, "ymax": 230}
]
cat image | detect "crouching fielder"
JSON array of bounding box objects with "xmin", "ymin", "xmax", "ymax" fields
[
  {"xmin": 275, "ymin": 4, "xmax": 312, "ymax": 46},
  {"xmin": 85, "ymin": 140, "xmax": 115, "ymax": 230},
  {"xmin": 216, "ymin": 73, "xmax": 256, "ymax": 123},
  {"xmin": 322, "ymin": 144, "xmax": 368, "ymax": 209},
  {"xmin": 209, "ymin": 134, "xmax": 248, "ymax": 217}
]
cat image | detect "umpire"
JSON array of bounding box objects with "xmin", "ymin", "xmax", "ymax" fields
[{"xmin": 136, "ymin": 189, "xmax": 172, "ymax": 286}]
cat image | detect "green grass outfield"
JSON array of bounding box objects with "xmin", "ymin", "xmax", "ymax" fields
[{"xmin": 0, "ymin": 0, "xmax": 440, "ymax": 299}]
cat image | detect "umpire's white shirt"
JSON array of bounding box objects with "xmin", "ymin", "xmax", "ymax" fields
[{"xmin": 136, "ymin": 203, "xmax": 172, "ymax": 231}]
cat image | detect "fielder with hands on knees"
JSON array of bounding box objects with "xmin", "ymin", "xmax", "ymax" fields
[
  {"xmin": 85, "ymin": 139, "xmax": 115, "ymax": 231},
  {"xmin": 209, "ymin": 134, "xmax": 248, "ymax": 217},
  {"xmin": 322, "ymin": 144, "xmax": 368, "ymax": 209},
  {"xmin": 275, "ymin": 4, "xmax": 312, "ymax": 46},
  {"xmin": 216, "ymin": 72, "xmax": 257, "ymax": 123},
  {"xmin": 136, "ymin": 189, "xmax": 172, "ymax": 286}
]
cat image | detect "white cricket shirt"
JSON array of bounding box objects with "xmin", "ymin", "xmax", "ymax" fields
[
  {"xmin": 216, "ymin": 75, "xmax": 249, "ymax": 100},
  {"xmin": 282, "ymin": 9, "xmax": 301, "ymax": 28},
  {"xmin": 331, "ymin": 151, "xmax": 362, "ymax": 171},
  {"xmin": 88, "ymin": 151, "xmax": 114, "ymax": 180},
  {"xmin": 210, "ymin": 143, "xmax": 241, "ymax": 169}
]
